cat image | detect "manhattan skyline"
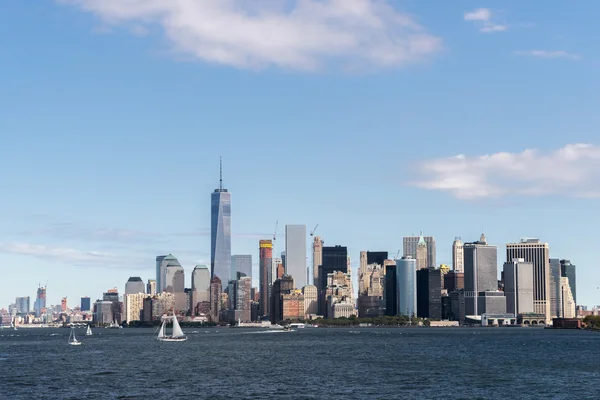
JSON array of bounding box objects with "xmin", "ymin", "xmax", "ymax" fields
[{"xmin": 1, "ymin": 1, "xmax": 599, "ymax": 308}]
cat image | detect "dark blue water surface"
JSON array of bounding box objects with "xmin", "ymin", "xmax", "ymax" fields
[{"xmin": 0, "ymin": 327, "xmax": 598, "ymax": 399}]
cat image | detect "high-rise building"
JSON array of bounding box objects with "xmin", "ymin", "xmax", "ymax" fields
[
  {"xmin": 285, "ymin": 225, "xmax": 307, "ymax": 288},
  {"xmin": 416, "ymin": 267, "xmax": 442, "ymax": 319},
  {"xmin": 559, "ymin": 277, "xmax": 576, "ymax": 318},
  {"xmin": 396, "ymin": 256, "xmax": 417, "ymax": 317},
  {"xmin": 165, "ymin": 264, "xmax": 185, "ymax": 313},
  {"xmin": 259, "ymin": 240, "xmax": 273, "ymax": 318},
  {"xmin": 125, "ymin": 293, "xmax": 146, "ymax": 322},
  {"xmin": 303, "ymin": 285, "xmax": 318, "ymax": 316},
  {"xmin": 464, "ymin": 234, "xmax": 498, "ymax": 316},
  {"xmin": 318, "ymin": 246, "xmax": 348, "ymax": 292},
  {"xmin": 452, "ymin": 237, "xmax": 464, "ymax": 273},
  {"xmin": 191, "ymin": 265, "xmax": 211, "ymax": 315},
  {"xmin": 94, "ymin": 300, "xmax": 113, "ymax": 324},
  {"xmin": 125, "ymin": 277, "xmax": 145, "ymax": 296},
  {"xmin": 235, "ymin": 276, "xmax": 252, "ymax": 322},
  {"xmin": 416, "ymin": 233, "xmax": 428, "ymax": 270},
  {"xmin": 210, "ymin": 276, "xmax": 222, "ymax": 322},
  {"xmin": 549, "ymin": 258, "xmax": 562, "ymax": 318},
  {"xmin": 270, "ymin": 275, "xmax": 295, "ymax": 323},
  {"xmin": 385, "ymin": 263, "xmax": 397, "ymax": 316},
  {"xmin": 403, "ymin": 233, "xmax": 436, "ymax": 269},
  {"xmin": 506, "ymin": 239, "xmax": 551, "ymax": 323},
  {"xmin": 503, "ymin": 258, "xmax": 534, "ymax": 316},
  {"xmin": 312, "ymin": 236, "xmax": 323, "ymax": 286},
  {"xmin": 61, "ymin": 297, "xmax": 67, "ymax": 312},
  {"xmin": 15, "ymin": 297, "xmax": 30, "ymax": 314},
  {"xmin": 34, "ymin": 285, "xmax": 47, "ymax": 317},
  {"xmin": 560, "ymin": 259, "xmax": 576, "ymax": 305},
  {"xmin": 156, "ymin": 254, "xmax": 181, "ymax": 293},
  {"xmin": 211, "ymin": 158, "xmax": 232, "ymax": 283},
  {"xmin": 231, "ymin": 255, "xmax": 252, "ymax": 282},
  {"xmin": 444, "ymin": 271, "xmax": 464, "ymax": 293},
  {"xmin": 147, "ymin": 279, "xmax": 156, "ymax": 296},
  {"xmin": 80, "ymin": 297, "xmax": 91, "ymax": 312}
]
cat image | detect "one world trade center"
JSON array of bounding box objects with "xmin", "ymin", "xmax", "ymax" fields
[{"xmin": 211, "ymin": 158, "xmax": 231, "ymax": 283}]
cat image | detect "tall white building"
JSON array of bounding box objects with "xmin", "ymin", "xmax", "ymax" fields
[
  {"xmin": 285, "ymin": 224, "xmax": 307, "ymax": 288},
  {"xmin": 191, "ymin": 265, "xmax": 211, "ymax": 315},
  {"xmin": 452, "ymin": 237, "xmax": 464, "ymax": 273}
]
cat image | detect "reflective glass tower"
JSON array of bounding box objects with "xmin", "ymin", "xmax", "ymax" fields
[{"xmin": 211, "ymin": 158, "xmax": 232, "ymax": 283}]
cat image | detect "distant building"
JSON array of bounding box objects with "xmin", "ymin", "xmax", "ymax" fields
[
  {"xmin": 231, "ymin": 255, "xmax": 252, "ymax": 282},
  {"xmin": 210, "ymin": 276, "xmax": 222, "ymax": 322},
  {"xmin": 417, "ymin": 267, "xmax": 442, "ymax": 319},
  {"xmin": 34, "ymin": 285, "xmax": 47, "ymax": 317},
  {"xmin": 560, "ymin": 259, "xmax": 577, "ymax": 305},
  {"xmin": 80, "ymin": 297, "xmax": 91, "ymax": 312},
  {"xmin": 165, "ymin": 264, "xmax": 186, "ymax": 313},
  {"xmin": 503, "ymin": 259, "xmax": 534, "ymax": 316},
  {"xmin": 282, "ymin": 290, "xmax": 305, "ymax": 321},
  {"xmin": 464, "ymin": 234, "xmax": 497, "ymax": 316},
  {"xmin": 506, "ymin": 239, "xmax": 551, "ymax": 324},
  {"xmin": 559, "ymin": 277, "xmax": 576, "ymax": 318},
  {"xmin": 61, "ymin": 297, "xmax": 67, "ymax": 312},
  {"xmin": 270, "ymin": 275, "xmax": 295, "ymax": 323},
  {"xmin": 285, "ymin": 225, "xmax": 307, "ymax": 289},
  {"xmin": 125, "ymin": 277, "xmax": 145, "ymax": 296},
  {"xmin": 396, "ymin": 257, "xmax": 417, "ymax": 317},
  {"xmin": 235, "ymin": 276, "xmax": 252, "ymax": 322},
  {"xmin": 452, "ymin": 237, "xmax": 464, "ymax": 273},
  {"xmin": 312, "ymin": 237, "xmax": 323, "ymax": 286},
  {"xmin": 385, "ymin": 263, "xmax": 397, "ymax": 316},
  {"xmin": 142, "ymin": 297, "xmax": 153, "ymax": 322},
  {"xmin": 151, "ymin": 292, "xmax": 175, "ymax": 320},
  {"xmin": 416, "ymin": 233, "xmax": 428, "ymax": 270},
  {"xmin": 259, "ymin": 240, "xmax": 273, "ymax": 318},
  {"xmin": 94, "ymin": 300, "xmax": 113, "ymax": 324},
  {"xmin": 125, "ymin": 293, "xmax": 146, "ymax": 322},
  {"xmin": 146, "ymin": 279, "xmax": 156, "ymax": 296},
  {"xmin": 15, "ymin": 297, "xmax": 30, "ymax": 314},
  {"xmin": 403, "ymin": 234, "xmax": 436, "ymax": 269},
  {"xmin": 303, "ymin": 285, "xmax": 318, "ymax": 316},
  {"xmin": 444, "ymin": 271, "xmax": 464, "ymax": 293},
  {"xmin": 450, "ymin": 290, "xmax": 466, "ymax": 323},
  {"xmin": 156, "ymin": 254, "xmax": 181, "ymax": 293},
  {"xmin": 191, "ymin": 265, "xmax": 211, "ymax": 316},
  {"xmin": 477, "ymin": 291, "xmax": 506, "ymax": 315}
]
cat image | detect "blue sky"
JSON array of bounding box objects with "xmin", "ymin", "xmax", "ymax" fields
[{"xmin": 1, "ymin": 0, "xmax": 599, "ymax": 309}]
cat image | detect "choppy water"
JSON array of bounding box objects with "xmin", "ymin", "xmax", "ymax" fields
[{"xmin": 1, "ymin": 327, "xmax": 598, "ymax": 399}]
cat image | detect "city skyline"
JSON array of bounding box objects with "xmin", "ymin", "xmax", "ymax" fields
[{"xmin": 1, "ymin": 1, "xmax": 599, "ymax": 308}]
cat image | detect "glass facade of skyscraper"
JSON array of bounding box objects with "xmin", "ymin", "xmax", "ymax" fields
[
  {"xmin": 211, "ymin": 189, "xmax": 231, "ymax": 283},
  {"xmin": 285, "ymin": 225, "xmax": 307, "ymax": 289},
  {"xmin": 396, "ymin": 257, "xmax": 416, "ymax": 317}
]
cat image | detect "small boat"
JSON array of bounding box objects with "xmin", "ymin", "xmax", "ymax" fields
[
  {"xmin": 157, "ymin": 312, "xmax": 187, "ymax": 342},
  {"xmin": 85, "ymin": 325, "xmax": 93, "ymax": 336},
  {"xmin": 68, "ymin": 328, "xmax": 82, "ymax": 346},
  {"xmin": 290, "ymin": 323, "xmax": 305, "ymax": 329}
]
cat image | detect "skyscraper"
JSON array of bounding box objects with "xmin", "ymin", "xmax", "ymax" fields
[
  {"xmin": 396, "ymin": 256, "xmax": 417, "ymax": 317},
  {"xmin": 210, "ymin": 276, "xmax": 222, "ymax": 322},
  {"xmin": 191, "ymin": 265, "xmax": 211, "ymax": 315},
  {"xmin": 211, "ymin": 157, "xmax": 232, "ymax": 282},
  {"xmin": 403, "ymin": 233, "xmax": 436, "ymax": 268},
  {"xmin": 464, "ymin": 234, "xmax": 498, "ymax": 316},
  {"xmin": 156, "ymin": 254, "xmax": 181, "ymax": 293},
  {"xmin": 560, "ymin": 259, "xmax": 577, "ymax": 305},
  {"xmin": 452, "ymin": 237, "xmax": 464, "ymax": 273},
  {"xmin": 416, "ymin": 233, "xmax": 428, "ymax": 270},
  {"xmin": 416, "ymin": 268, "xmax": 442, "ymax": 319},
  {"xmin": 312, "ymin": 236, "xmax": 323, "ymax": 286},
  {"xmin": 34, "ymin": 285, "xmax": 46, "ymax": 317},
  {"xmin": 503, "ymin": 258, "xmax": 534, "ymax": 316},
  {"xmin": 549, "ymin": 258, "xmax": 562, "ymax": 318},
  {"xmin": 125, "ymin": 277, "xmax": 145, "ymax": 295},
  {"xmin": 147, "ymin": 279, "xmax": 156, "ymax": 296},
  {"xmin": 506, "ymin": 239, "xmax": 551, "ymax": 323},
  {"xmin": 231, "ymin": 255, "xmax": 252, "ymax": 282},
  {"xmin": 285, "ymin": 224, "xmax": 307, "ymax": 288},
  {"xmin": 15, "ymin": 297, "xmax": 30, "ymax": 314},
  {"xmin": 165, "ymin": 264, "xmax": 185, "ymax": 313},
  {"xmin": 259, "ymin": 240, "xmax": 273, "ymax": 318},
  {"xmin": 80, "ymin": 297, "xmax": 91, "ymax": 312}
]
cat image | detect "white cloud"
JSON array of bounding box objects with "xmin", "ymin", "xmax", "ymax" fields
[
  {"xmin": 464, "ymin": 8, "xmax": 506, "ymax": 33},
  {"xmin": 57, "ymin": 0, "xmax": 442, "ymax": 71},
  {"xmin": 0, "ymin": 242, "xmax": 117, "ymax": 265},
  {"xmin": 412, "ymin": 144, "xmax": 600, "ymax": 199},
  {"xmin": 515, "ymin": 50, "xmax": 581, "ymax": 60}
]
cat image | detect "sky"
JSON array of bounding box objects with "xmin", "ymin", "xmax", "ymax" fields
[{"xmin": 1, "ymin": 0, "xmax": 599, "ymax": 309}]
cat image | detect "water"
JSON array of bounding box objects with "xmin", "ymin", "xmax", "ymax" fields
[{"xmin": 1, "ymin": 327, "xmax": 598, "ymax": 399}]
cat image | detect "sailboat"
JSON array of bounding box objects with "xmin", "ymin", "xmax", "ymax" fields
[
  {"xmin": 157, "ymin": 312, "xmax": 187, "ymax": 342},
  {"xmin": 86, "ymin": 325, "xmax": 93, "ymax": 336},
  {"xmin": 68, "ymin": 328, "xmax": 82, "ymax": 346}
]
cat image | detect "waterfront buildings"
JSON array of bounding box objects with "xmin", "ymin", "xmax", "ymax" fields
[
  {"xmin": 452, "ymin": 237, "xmax": 464, "ymax": 273},
  {"xmin": 506, "ymin": 239, "xmax": 551, "ymax": 323},
  {"xmin": 464, "ymin": 234, "xmax": 498, "ymax": 316},
  {"xmin": 259, "ymin": 240, "xmax": 273, "ymax": 318},
  {"xmin": 477, "ymin": 291, "xmax": 507, "ymax": 315},
  {"xmin": 503, "ymin": 259, "xmax": 534, "ymax": 315},
  {"xmin": 231, "ymin": 255, "xmax": 252, "ymax": 282},
  {"xmin": 285, "ymin": 225, "xmax": 307, "ymax": 289},
  {"xmin": 403, "ymin": 234, "xmax": 436, "ymax": 269},
  {"xmin": 396, "ymin": 256, "xmax": 417, "ymax": 317},
  {"xmin": 211, "ymin": 158, "xmax": 232, "ymax": 283}
]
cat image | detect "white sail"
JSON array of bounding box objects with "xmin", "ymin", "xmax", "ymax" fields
[
  {"xmin": 171, "ymin": 313, "xmax": 185, "ymax": 338},
  {"xmin": 86, "ymin": 325, "xmax": 92, "ymax": 336},
  {"xmin": 157, "ymin": 320, "xmax": 166, "ymax": 338}
]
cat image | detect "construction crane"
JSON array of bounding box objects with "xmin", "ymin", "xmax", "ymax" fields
[
  {"xmin": 395, "ymin": 250, "xmax": 401, "ymax": 260},
  {"xmin": 273, "ymin": 220, "xmax": 278, "ymax": 242},
  {"xmin": 310, "ymin": 224, "xmax": 319, "ymax": 237}
]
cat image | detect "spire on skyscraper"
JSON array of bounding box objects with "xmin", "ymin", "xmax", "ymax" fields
[
  {"xmin": 219, "ymin": 156, "xmax": 223, "ymax": 191},
  {"xmin": 418, "ymin": 230, "xmax": 426, "ymax": 247}
]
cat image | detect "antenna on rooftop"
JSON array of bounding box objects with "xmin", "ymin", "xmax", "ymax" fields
[{"xmin": 219, "ymin": 156, "xmax": 223, "ymax": 191}]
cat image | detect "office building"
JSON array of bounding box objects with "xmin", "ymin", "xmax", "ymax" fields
[
  {"xmin": 506, "ymin": 239, "xmax": 551, "ymax": 323},
  {"xmin": 211, "ymin": 158, "xmax": 232, "ymax": 282},
  {"xmin": 282, "ymin": 290, "xmax": 305, "ymax": 321},
  {"xmin": 477, "ymin": 291, "xmax": 506, "ymax": 315},
  {"xmin": 416, "ymin": 234, "xmax": 428, "ymax": 270},
  {"xmin": 15, "ymin": 297, "xmax": 30, "ymax": 314},
  {"xmin": 80, "ymin": 297, "xmax": 91, "ymax": 312},
  {"xmin": 559, "ymin": 277, "xmax": 576, "ymax": 318},
  {"xmin": 549, "ymin": 258, "xmax": 562, "ymax": 318},
  {"xmin": 385, "ymin": 263, "xmax": 397, "ymax": 316},
  {"xmin": 318, "ymin": 246, "xmax": 348, "ymax": 291},
  {"xmin": 235, "ymin": 276, "xmax": 252, "ymax": 322},
  {"xmin": 285, "ymin": 225, "xmax": 307, "ymax": 288},
  {"xmin": 61, "ymin": 297, "xmax": 67, "ymax": 312},
  {"xmin": 34, "ymin": 285, "xmax": 47, "ymax": 317},
  {"xmin": 560, "ymin": 259, "xmax": 577, "ymax": 305},
  {"xmin": 416, "ymin": 267, "xmax": 442, "ymax": 319},
  {"xmin": 396, "ymin": 257, "xmax": 417, "ymax": 317},
  {"xmin": 209, "ymin": 276, "xmax": 222, "ymax": 322},
  {"xmin": 147, "ymin": 279, "xmax": 156, "ymax": 296},
  {"xmin": 259, "ymin": 240, "xmax": 273, "ymax": 318},
  {"xmin": 452, "ymin": 237, "xmax": 464, "ymax": 273},
  {"xmin": 231, "ymin": 255, "xmax": 252, "ymax": 282},
  {"xmin": 449, "ymin": 290, "xmax": 466, "ymax": 323},
  {"xmin": 164, "ymin": 264, "xmax": 186, "ymax": 313},
  {"xmin": 125, "ymin": 277, "xmax": 145, "ymax": 296},
  {"xmin": 503, "ymin": 259, "xmax": 534, "ymax": 315},
  {"xmin": 464, "ymin": 234, "xmax": 497, "ymax": 316},
  {"xmin": 156, "ymin": 254, "xmax": 181, "ymax": 293},
  {"xmin": 270, "ymin": 275, "xmax": 295, "ymax": 323},
  {"xmin": 444, "ymin": 271, "xmax": 464, "ymax": 293},
  {"xmin": 303, "ymin": 285, "xmax": 318, "ymax": 316},
  {"xmin": 312, "ymin": 236, "xmax": 323, "ymax": 286},
  {"xmin": 403, "ymin": 233, "xmax": 436, "ymax": 269},
  {"xmin": 125, "ymin": 293, "xmax": 146, "ymax": 322},
  {"xmin": 191, "ymin": 265, "xmax": 211, "ymax": 316},
  {"xmin": 94, "ymin": 300, "xmax": 113, "ymax": 324}
]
